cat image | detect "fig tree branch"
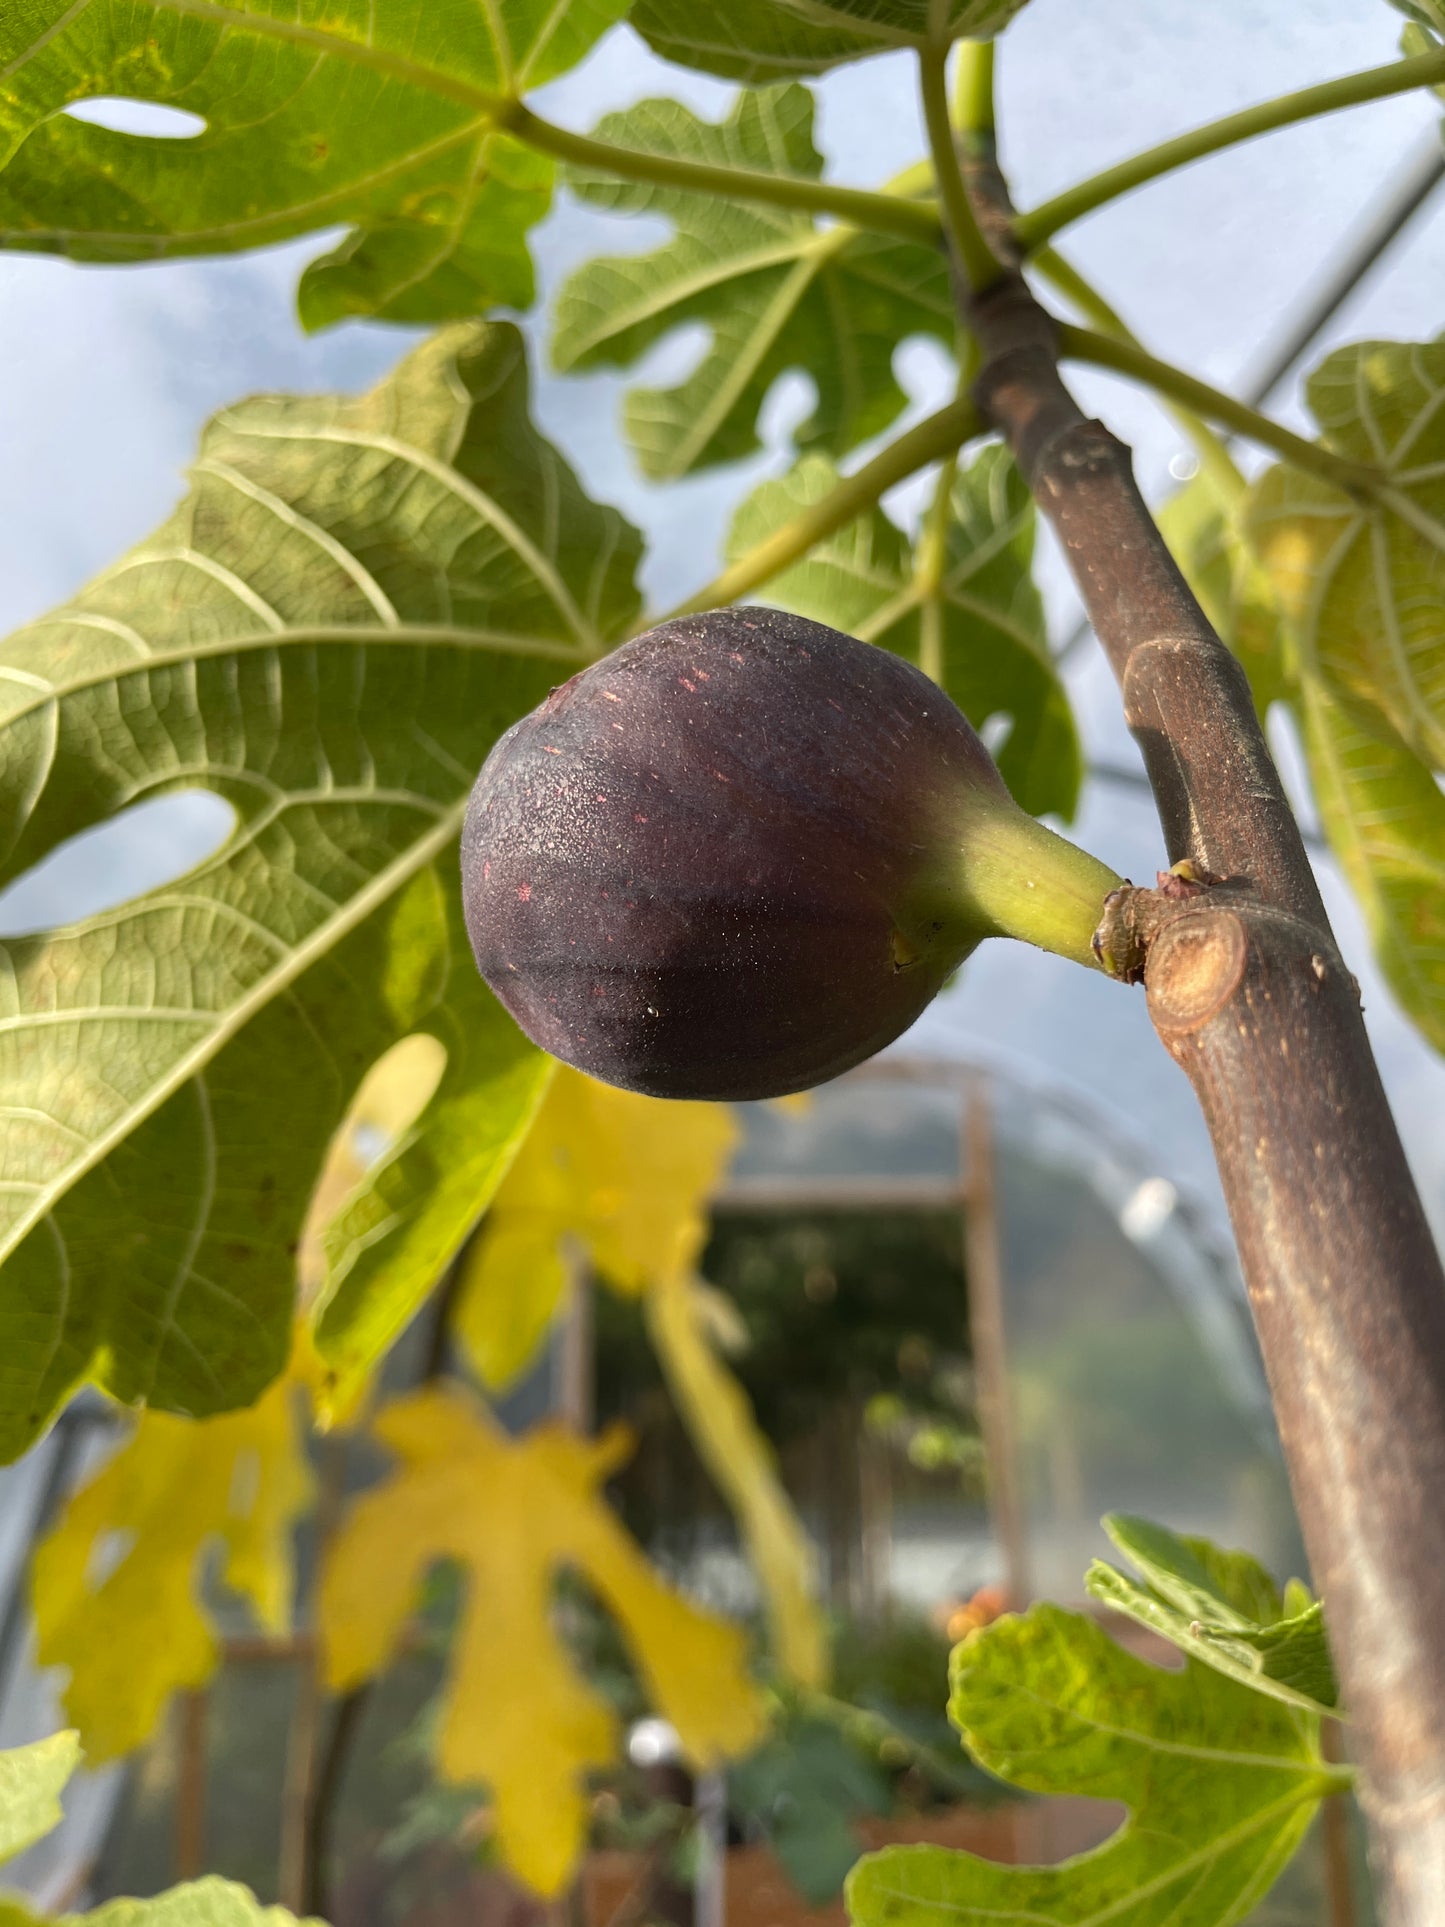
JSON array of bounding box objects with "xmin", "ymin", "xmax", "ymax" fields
[
  {"xmin": 1016, "ymin": 46, "xmax": 1445, "ymax": 249},
  {"xmin": 924, "ymin": 73, "xmax": 1445, "ymax": 1927},
  {"xmin": 656, "ymin": 392, "xmax": 983, "ymax": 624}
]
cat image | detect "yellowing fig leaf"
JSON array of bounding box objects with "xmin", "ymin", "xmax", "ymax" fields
[
  {"xmin": 32, "ymin": 1379, "xmax": 313, "ymax": 1761},
  {"xmin": 453, "ymin": 1068, "xmax": 737, "ymax": 1389},
  {"xmin": 319, "ymin": 1386, "xmax": 765, "ymax": 1896},
  {"xmin": 646, "ymin": 1271, "xmax": 825, "ymax": 1689}
]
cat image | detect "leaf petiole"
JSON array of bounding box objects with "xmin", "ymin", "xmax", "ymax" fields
[
  {"xmin": 1057, "ymin": 324, "xmax": 1380, "ymax": 495},
  {"xmin": 656, "ymin": 394, "xmax": 984, "ymax": 624},
  {"xmin": 1016, "ymin": 47, "xmax": 1445, "ymax": 249},
  {"xmin": 503, "ymin": 102, "xmax": 943, "ymax": 243}
]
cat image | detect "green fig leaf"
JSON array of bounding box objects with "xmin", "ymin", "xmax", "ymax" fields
[
  {"xmin": 551, "ymin": 87, "xmax": 952, "ymax": 478},
  {"xmin": 1246, "ymin": 336, "xmax": 1445, "ymax": 772},
  {"xmin": 726, "ymin": 448, "xmax": 1080, "ymax": 819},
  {"xmin": 0, "ymin": 0, "xmax": 629, "ymax": 325},
  {"xmin": 0, "ymin": 322, "xmax": 642, "ymax": 1458},
  {"xmin": 1156, "ymin": 478, "xmax": 1289, "ymax": 715},
  {"xmin": 1086, "ymin": 1514, "xmax": 1339, "ymax": 1716},
  {"xmin": 630, "ymin": 0, "xmax": 1031, "ymax": 85},
  {"xmin": 846, "ymin": 1602, "xmax": 1342, "ymax": 1927},
  {"xmin": 1297, "ymin": 678, "xmax": 1445, "ymax": 1058}
]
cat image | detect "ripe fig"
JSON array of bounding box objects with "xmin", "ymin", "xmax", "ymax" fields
[{"xmin": 462, "ymin": 606, "xmax": 1120, "ymax": 1100}]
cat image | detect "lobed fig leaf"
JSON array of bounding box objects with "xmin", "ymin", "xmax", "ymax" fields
[{"xmin": 461, "ymin": 607, "xmax": 1119, "ymax": 1100}]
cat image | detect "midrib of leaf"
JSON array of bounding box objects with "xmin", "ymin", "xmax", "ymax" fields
[
  {"xmin": 558, "ymin": 239, "xmax": 813, "ymax": 361},
  {"xmin": 1303, "ymin": 689, "xmax": 1445, "ymax": 1030},
  {"xmin": 1366, "ymin": 513, "xmax": 1442, "ymax": 753},
  {"xmin": 144, "ymin": 0, "xmax": 506, "ymax": 115},
  {"xmin": 662, "ymin": 251, "xmax": 826, "ymax": 476},
  {"xmin": 777, "ymin": 0, "xmax": 916, "ymax": 45},
  {"xmin": 192, "ymin": 463, "xmax": 401, "ymax": 624},
  {"xmin": 219, "ymin": 421, "xmax": 601, "ymax": 651},
  {"xmin": 0, "ymin": 631, "xmax": 585, "ymax": 743},
  {"xmin": 0, "ymin": 0, "xmax": 94, "ymax": 82},
  {"xmin": 0, "ymin": 801, "xmax": 467, "ymax": 1271},
  {"xmin": 651, "ymin": 220, "xmax": 857, "ymax": 479},
  {"xmin": 972, "ymin": 1674, "xmax": 1321, "ymax": 1777},
  {"xmin": 1384, "ymin": 352, "xmax": 1445, "ymax": 465}
]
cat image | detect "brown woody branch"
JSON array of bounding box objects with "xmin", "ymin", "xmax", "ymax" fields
[{"xmin": 959, "ymin": 254, "xmax": 1445, "ymax": 1922}]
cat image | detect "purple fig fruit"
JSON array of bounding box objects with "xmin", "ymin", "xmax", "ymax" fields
[{"xmin": 462, "ymin": 606, "xmax": 1119, "ymax": 1100}]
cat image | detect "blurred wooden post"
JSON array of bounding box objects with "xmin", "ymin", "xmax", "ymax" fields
[
  {"xmin": 556, "ymin": 1238, "xmax": 594, "ymax": 1435},
  {"xmin": 174, "ymin": 1688, "xmax": 208, "ymax": 1880},
  {"xmin": 962, "ymin": 1082, "xmax": 1031, "ymax": 1609}
]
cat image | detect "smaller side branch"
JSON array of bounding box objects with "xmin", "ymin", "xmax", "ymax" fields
[
  {"xmin": 1016, "ymin": 47, "xmax": 1445, "ymax": 248},
  {"xmin": 657, "ymin": 394, "xmax": 982, "ymax": 623},
  {"xmin": 504, "ymin": 103, "xmax": 943, "ymax": 244},
  {"xmin": 1057, "ymin": 323, "xmax": 1379, "ymax": 494}
]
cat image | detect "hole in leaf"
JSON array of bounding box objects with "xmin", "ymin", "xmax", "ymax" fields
[
  {"xmin": 62, "ymin": 98, "xmax": 207, "ymax": 139},
  {"xmin": 297, "ymin": 1033, "xmax": 449, "ymax": 1306},
  {"xmin": 980, "ymin": 713, "xmax": 1014, "ymax": 759},
  {"xmin": 0, "ymin": 791, "xmax": 237, "ymax": 938}
]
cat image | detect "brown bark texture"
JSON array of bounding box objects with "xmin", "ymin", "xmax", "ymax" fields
[{"xmin": 966, "ymin": 270, "xmax": 1445, "ymax": 1923}]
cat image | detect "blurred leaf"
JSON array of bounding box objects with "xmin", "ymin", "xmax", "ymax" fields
[
  {"xmin": 454, "ymin": 1069, "xmax": 736, "ymax": 1388},
  {"xmin": 1086, "ymin": 1514, "xmax": 1338, "ymax": 1716},
  {"xmin": 631, "ymin": 0, "xmax": 1031, "ymax": 84},
  {"xmin": 1246, "ymin": 336, "xmax": 1445, "ymax": 770},
  {"xmin": 1298, "ymin": 679, "xmax": 1445, "ymax": 1056},
  {"xmin": 0, "ymin": 322, "xmax": 640, "ymax": 1456},
  {"xmin": 732, "ymin": 1718, "xmax": 891, "ymax": 1903},
  {"xmin": 647, "ymin": 1271, "xmax": 825, "ymax": 1688},
  {"xmin": 1391, "ymin": 2, "xmax": 1445, "ymax": 99},
  {"xmin": 847, "ymin": 1602, "xmax": 1341, "ymax": 1927},
  {"xmin": 77, "ymin": 1885, "xmax": 315, "ymax": 1927},
  {"xmin": 32, "ymin": 1376, "xmax": 313, "ymax": 1761},
  {"xmin": 1157, "ymin": 478, "xmax": 1288, "ymax": 713},
  {"xmin": 0, "ymin": 1732, "xmax": 81, "ymax": 1864},
  {"xmin": 319, "ymin": 1385, "xmax": 766, "ymax": 1895},
  {"xmin": 727, "ymin": 448, "xmax": 1079, "ymax": 818},
  {"xmin": 552, "ymin": 88, "xmax": 952, "ymax": 477},
  {"xmin": 0, "ymin": 0, "xmax": 631, "ymax": 325}
]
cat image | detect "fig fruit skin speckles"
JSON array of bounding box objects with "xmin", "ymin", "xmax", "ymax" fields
[{"xmin": 462, "ymin": 606, "xmax": 1020, "ymax": 1101}]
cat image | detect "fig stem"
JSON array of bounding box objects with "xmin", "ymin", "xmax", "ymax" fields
[{"xmin": 955, "ymin": 809, "xmax": 1124, "ymax": 973}]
